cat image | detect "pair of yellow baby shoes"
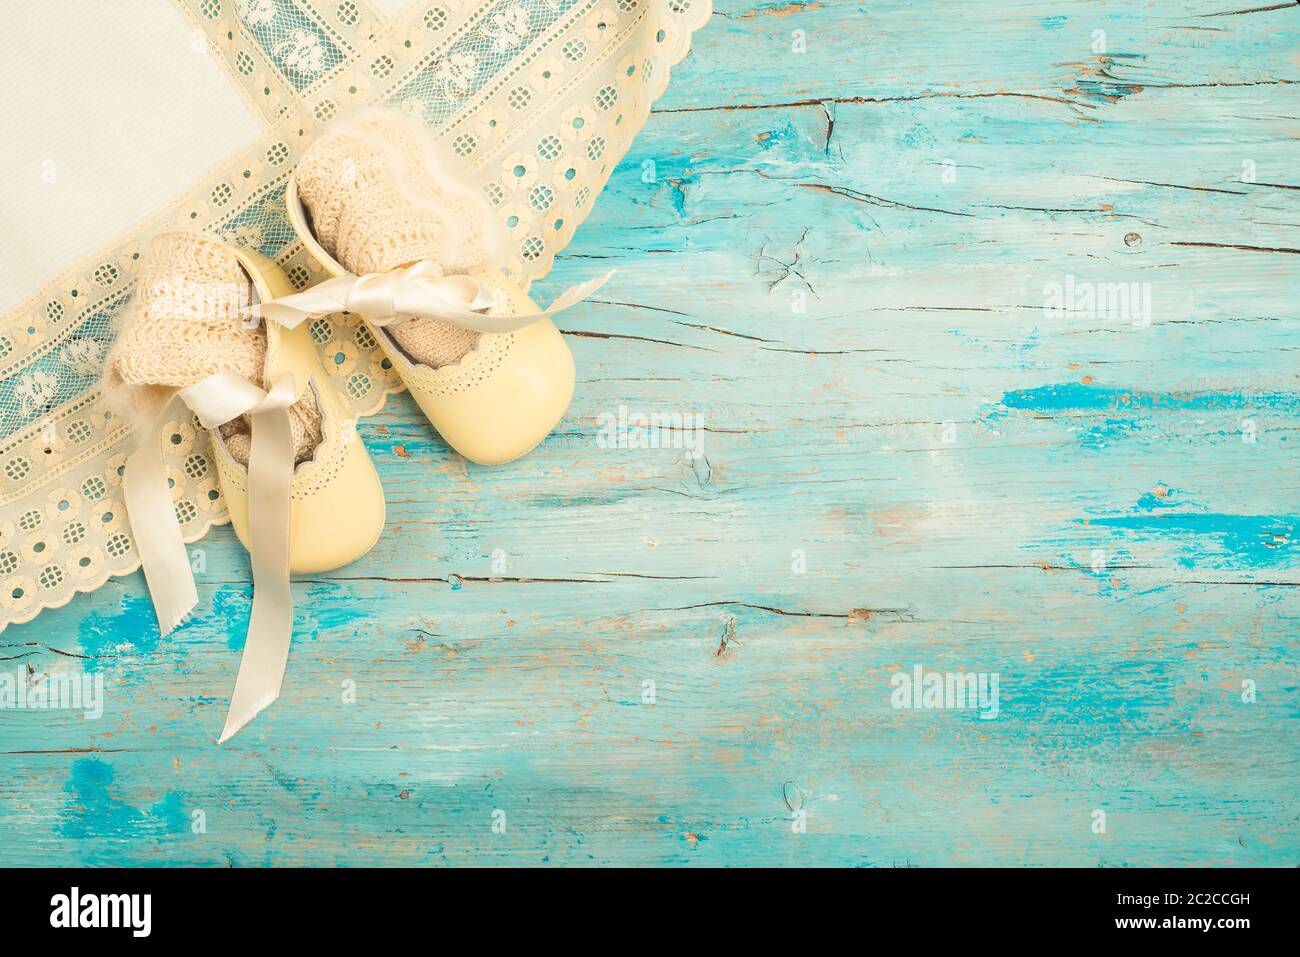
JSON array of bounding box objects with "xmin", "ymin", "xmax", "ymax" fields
[{"xmin": 108, "ymin": 110, "xmax": 597, "ymax": 741}]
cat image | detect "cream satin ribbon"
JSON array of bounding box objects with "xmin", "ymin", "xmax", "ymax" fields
[
  {"xmin": 124, "ymin": 370, "xmax": 298, "ymax": 744},
  {"xmin": 254, "ymin": 260, "xmax": 612, "ymax": 332}
]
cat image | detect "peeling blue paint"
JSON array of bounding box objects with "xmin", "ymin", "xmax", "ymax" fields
[
  {"xmin": 1083, "ymin": 513, "xmax": 1297, "ymax": 569},
  {"xmin": 74, "ymin": 594, "xmax": 163, "ymax": 671},
  {"xmin": 296, "ymin": 580, "xmax": 367, "ymax": 638},
  {"xmin": 357, "ymin": 425, "xmax": 444, "ymax": 460},
  {"xmin": 998, "ymin": 383, "xmax": 1300, "ymax": 416},
  {"xmin": 1135, "ymin": 485, "xmax": 1179, "ymax": 511},
  {"xmin": 1077, "ymin": 417, "xmax": 1142, "ymax": 448},
  {"xmin": 755, "ymin": 122, "xmax": 798, "ymax": 151},
  {"xmin": 1071, "ymin": 54, "xmax": 1147, "ymax": 103},
  {"xmin": 211, "ymin": 586, "xmax": 253, "ymax": 651},
  {"xmin": 60, "ymin": 758, "xmax": 188, "ymax": 842},
  {"xmin": 1007, "ymin": 660, "xmax": 1175, "ymax": 730}
]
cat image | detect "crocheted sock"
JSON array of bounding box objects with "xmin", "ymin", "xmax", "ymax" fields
[
  {"xmin": 105, "ymin": 232, "xmax": 322, "ymax": 465},
  {"xmin": 295, "ymin": 110, "xmax": 500, "ymax": 368}
]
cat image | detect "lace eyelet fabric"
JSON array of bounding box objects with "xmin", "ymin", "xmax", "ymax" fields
[{"xmin": 0, "ymin": 0, "xmax": 710, "ymax": 629}]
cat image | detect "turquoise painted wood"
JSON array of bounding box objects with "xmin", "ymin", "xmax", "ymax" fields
[{"xmin": 2, "ymin": 0, "xmax": 1298, "ymax": 866}]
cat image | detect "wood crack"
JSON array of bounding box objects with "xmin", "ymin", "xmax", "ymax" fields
[
  {"xmin": 1170, "ymin": 241, "xmax": 1300, "ymax": 254},
  {"xmin": 655, "ymin": 600, "xmax": 913, "ymax": 621},
  {"xmin": 792, "ymin": 181, "xmax": 974, "ymax": 218},
  {"xmin": 1199, "ymin": 2, "xmax": 1298, "ymax": 15},
  {"xmin": 0, "ymin": 642, "xmax": 94, "ymax": 660},
  {"xmin": 1093, "ymin": 174, "xmax": 1249, "ymax": 196},
  {"xmin": 655, "ymin": 91, "xmax": 1081, "ymax": 114},
  {"xmin": 560, "ymin": 329, "xmax": 720, "ymax": 351}
]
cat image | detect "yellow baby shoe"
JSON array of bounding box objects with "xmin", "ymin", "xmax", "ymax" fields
[
  {"xmin": 271, "ymin": 109, "xmax": 605, "ymax": 466},
  {"xmin": 106, "ymin": 231, "xmax": 385, "ymax": 742},
  {"xmin": 218, "ymin": 242, "xmax": 386, "ymax": 573}
]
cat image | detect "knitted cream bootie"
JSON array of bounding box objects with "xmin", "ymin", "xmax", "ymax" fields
[
  {"xmin": 106, "ymin": 232, "xmax": 322, "ymax": 465},
  {"xmin": 295, "ymin": 111, "xmax": 498, "ymax": 368}
]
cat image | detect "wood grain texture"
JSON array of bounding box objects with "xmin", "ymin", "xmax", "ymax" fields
[{"xmin": 2, "ymin": 0, "xmax": 1298, "ymax": 867}]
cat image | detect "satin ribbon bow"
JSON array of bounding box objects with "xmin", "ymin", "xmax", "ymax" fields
[
  {"xmin": 254, "ymin": 260, "xmax": 612, "ymax": 333},
  {"xmin": 124, "ymin": 370, "xmax": 299, "ymax": 743}
]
